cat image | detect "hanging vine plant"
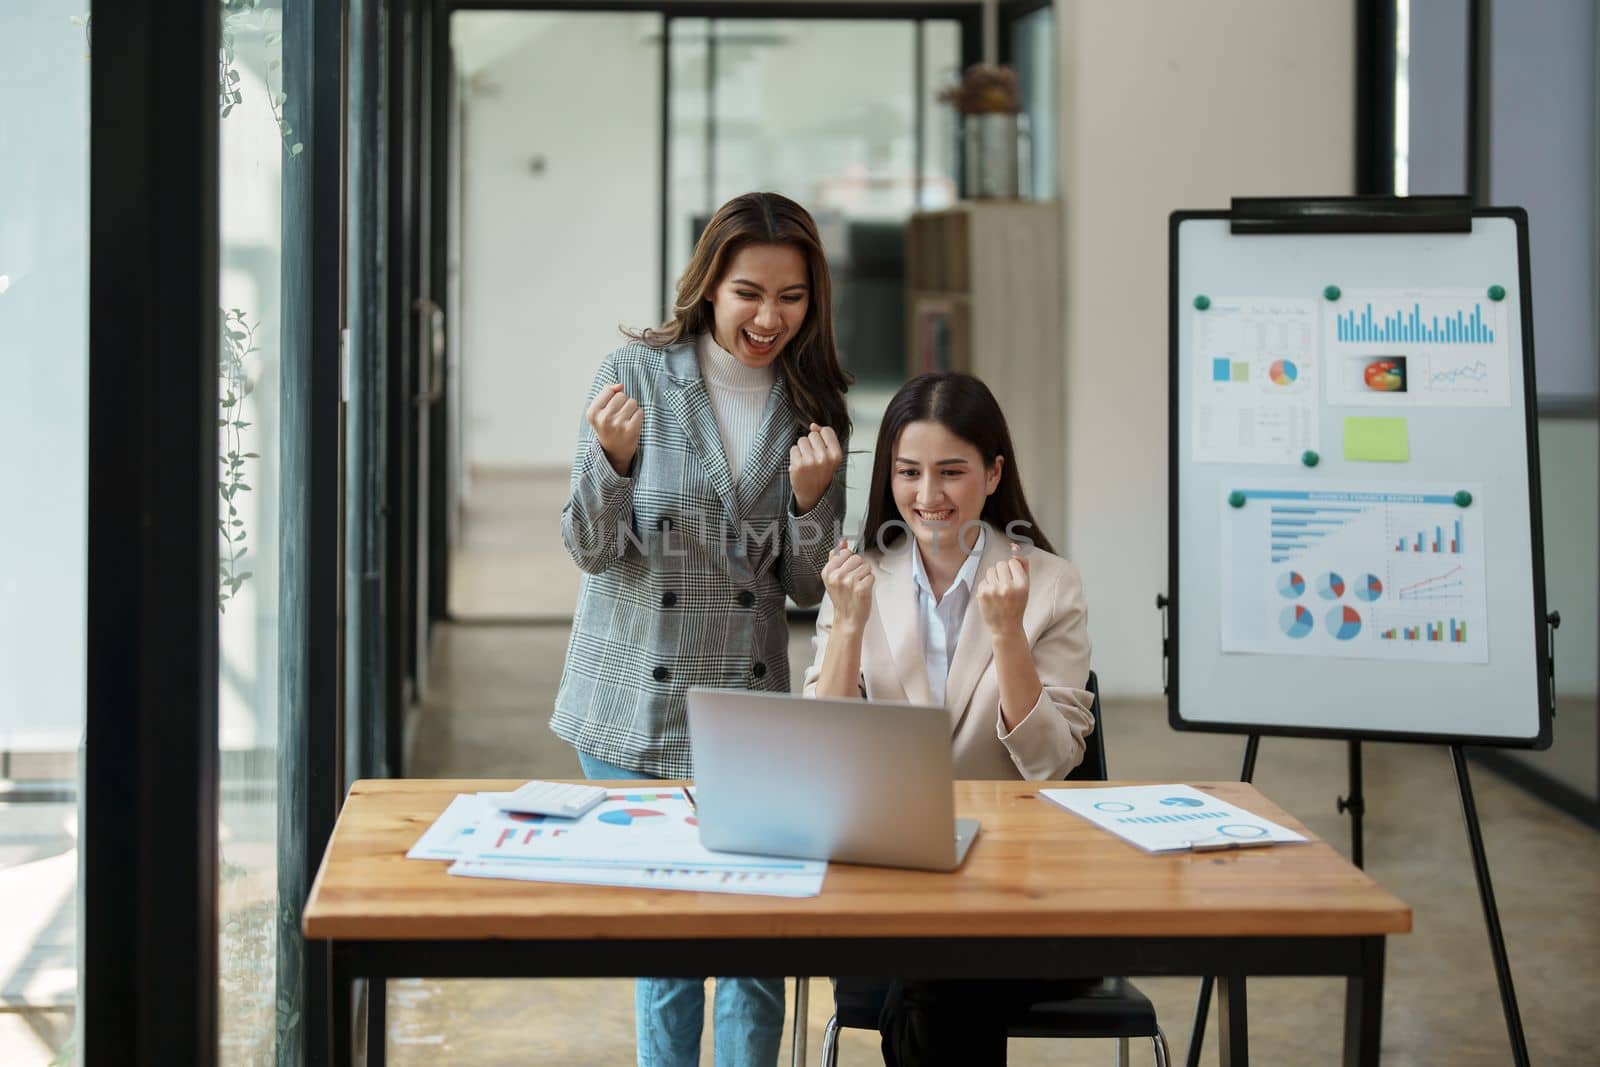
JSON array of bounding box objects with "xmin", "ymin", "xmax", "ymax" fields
[{"xmin": 218, "ymin": 308, "xmax": 260, "ymax": 611}]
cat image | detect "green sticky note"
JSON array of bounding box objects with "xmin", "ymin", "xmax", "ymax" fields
[{"xmin": 1344, "ymin": 416, "xmax": 1409, "ymax": 462}]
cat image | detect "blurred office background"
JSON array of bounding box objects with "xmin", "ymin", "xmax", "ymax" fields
[{"xmin": 1, "ymin": 1, "xmax": 1595, "ymax": 1064}]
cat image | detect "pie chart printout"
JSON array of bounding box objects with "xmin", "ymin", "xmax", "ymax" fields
[
  {"xmin": 1280, "ymin": 604, "xmax": 1314, "ymax": 639},
  {"xmin": 1327, "ymin": 605, "xmax": 1363, "ymax": 641}
]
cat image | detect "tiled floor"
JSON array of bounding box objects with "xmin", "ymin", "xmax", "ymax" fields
[{"xmin": 393, "ymin": 613, "xmax": 1600, "ymax": 1066}]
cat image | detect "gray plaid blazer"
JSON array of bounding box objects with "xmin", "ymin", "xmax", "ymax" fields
[{"xmin": 550, "ymin": 339, "xmax": 847, "ymax": 776}]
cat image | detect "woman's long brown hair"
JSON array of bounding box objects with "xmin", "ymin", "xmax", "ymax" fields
[
  {"xmin": 627, "ymin": 191, "xmax": 852, "ymax": 437},
  {"xmin": 859, "ymin": 372, "xmax": 1056, "ymax": 555}
]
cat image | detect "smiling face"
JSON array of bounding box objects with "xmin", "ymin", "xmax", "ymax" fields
[
  {"xmin": 706, "ymin": 242, "xmax": 811, "ymax": 369},
  {"xmin": 890, "ymin": 419, "xmax": 1003, "ymax": 555}
]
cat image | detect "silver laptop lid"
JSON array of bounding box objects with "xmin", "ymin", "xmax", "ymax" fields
[{"xmin": 687, "ymin": 688, "xmax": 970, "ymax": 871}]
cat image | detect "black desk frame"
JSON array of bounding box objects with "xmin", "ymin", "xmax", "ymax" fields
[{"xmin": 329, "ymin": 932, "xmax": 1388, "ymax": 1067}]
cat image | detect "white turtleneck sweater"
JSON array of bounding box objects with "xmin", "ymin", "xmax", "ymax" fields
[{"xmin": 696, "ymin": 331, "xmax": 776, "ymax": 485}]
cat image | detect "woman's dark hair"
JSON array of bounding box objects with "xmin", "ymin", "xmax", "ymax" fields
[
  {"xmin": 859, "ymin": 372, "xmax": 1056, "ymax": 555},
  {"xmin": 626, "ymin": 191, "xmax": 852, "ymax": 437}
]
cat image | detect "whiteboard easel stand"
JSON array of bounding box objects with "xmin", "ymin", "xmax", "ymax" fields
[
  {"xmin": 1163, "ymin": 197, "xmax": 1558, "ymax": 1067},
  {"xmin": 1161, "ymin": 601, "xmax": 1561, "ymax": 1067}
]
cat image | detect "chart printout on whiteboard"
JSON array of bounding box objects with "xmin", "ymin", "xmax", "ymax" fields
[
  {"xmin": 1173, "ymin": 212, "xmax": 1541, "ymax": 743},
  {"xmin": 1191, "ymin": 297, "xmax": 1319, "ymax": 464},
  {"xmin": 1220, "ymin": 482, "xmax": 1488, "ymax": 664},
  {"xmin": 1323, "ymin": 288, "xmax": 1511, "ymax": 408}
]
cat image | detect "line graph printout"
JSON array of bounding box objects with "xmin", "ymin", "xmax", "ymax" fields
[
  {"xmin": 1221, "ymin": 482, "xmax": 1488, "ymax": 663},
  {"xmin": 1191, "ymin": 297, "xmax": 1318, "ymax": 464},
  {"xmin": 1324, "ymin": 288, "xmax": 1511, "ymax": 408}
]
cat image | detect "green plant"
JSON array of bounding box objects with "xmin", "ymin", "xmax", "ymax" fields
[
  {"xmin": 218, "ymin": 308, "xmax": 259, "ymax": 612},
  {"xmin": 220, "ymin": 0, "xmax": 302, "ymax": 155}
]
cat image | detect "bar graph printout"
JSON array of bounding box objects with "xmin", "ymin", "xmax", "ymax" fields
[
  {"xmin": 1324, "ymin": 288, "xmax": 1511, "ymax": 408},
  {"xmin": 1191, "ymin": 297, "xmax": 1319, "ymax": 464},
  {"xmin": 1220, "ymin": 481, "xmax": 1489, "ymax": 663}
]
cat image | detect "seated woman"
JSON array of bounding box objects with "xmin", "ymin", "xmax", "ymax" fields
[{"xmin": 803, "ymin": 370, "xmax": 1096, "ymax": 1066}]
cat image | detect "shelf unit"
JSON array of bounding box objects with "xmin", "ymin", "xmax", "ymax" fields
[{"xmin": 905, "ymin": 201, "xmax": 1065, "ymax": 540}]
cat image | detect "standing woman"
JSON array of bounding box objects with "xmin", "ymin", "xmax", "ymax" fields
[
  {"xmin": 804, "ymin": 371, "xmax": 1095, "ymax": 1066},
  {"xmin": 553, "ymin": 191, "xmax": 851, "ymax": 1067}
]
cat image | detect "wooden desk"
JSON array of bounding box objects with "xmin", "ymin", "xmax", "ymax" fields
[{"xmin": 305, "ymin": 779, "xmax": 1410, "ymax": 1066}]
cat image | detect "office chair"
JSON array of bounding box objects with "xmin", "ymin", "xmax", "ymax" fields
[{"xmin": 811, "ymin": 672, "xmax": 1172, "ymax": 1067}]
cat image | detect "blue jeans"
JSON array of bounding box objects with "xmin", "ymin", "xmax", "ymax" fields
[{"xmin": 577, "ymin": 750, "xmax": 786, "ymax": 1067}]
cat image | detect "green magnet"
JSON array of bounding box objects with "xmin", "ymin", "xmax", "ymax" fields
[
  {"xmin": 1488, "ymin": 285, "xmax": 1506, "ymax": 302},
  {"xmin": 1323, "ymin": 285, "xmax": 1342, "ymax": 301},
  {"xmin": 1455, "ymin": 490, "xmax": 1473, "ymax": 507},
  {"xmin": 1228, "ymin": 490, "xmax": 1247, "ymax": 509},
  {"xmin": 1194, "ymin": 294, "xmax": 1211, "ymax": 311},
  {"xmin": 1301, "ymin": 450, "xmax": 1320, "ymax": 468}
]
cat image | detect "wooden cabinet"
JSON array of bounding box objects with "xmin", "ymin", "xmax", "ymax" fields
[{"xmin": 905, "ymin": 202, "xmax": 1065, "ymax": 540}]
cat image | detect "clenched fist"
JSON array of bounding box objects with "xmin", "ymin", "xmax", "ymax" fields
[
  {"xmin": 822, "ymin": 539, "xmax": 874, "ymax": 631},
  {"xmin": 975, "ymin": 542, "xmax": 1030, "ymax": 638},
  {"xmin": 789, "ymin": 422, "xmax": 843, "ymax": 514},
  {"xmin": 587, "ymin": 382, "xmax": 644, "ymax": 477}
]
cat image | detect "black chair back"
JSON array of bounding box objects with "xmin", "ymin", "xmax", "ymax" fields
[{"xmin": 1063, "ymin": 670, "xmax": 1106, "ymax": 783}]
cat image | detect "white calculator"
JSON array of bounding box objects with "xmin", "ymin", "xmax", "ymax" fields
[{"xmin": 499, "ymin": 779, "xmax": 608, "ymax": 819}]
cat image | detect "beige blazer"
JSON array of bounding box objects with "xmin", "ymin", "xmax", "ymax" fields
[{"xmin": 802, "ymin": 533, "xmax": 1095, "ymax": 781}]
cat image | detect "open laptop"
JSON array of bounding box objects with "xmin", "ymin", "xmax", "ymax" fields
[{"xmin": 686, "ymin": 688, "xmax": 981, "ymax": 872}]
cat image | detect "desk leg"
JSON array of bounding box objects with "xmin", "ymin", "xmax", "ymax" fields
[
  {"xmin": 1343, "ymin": 937, "xmax": 1385, "ymax": 1067},
  {"xmin": 1216, "ymin": 975, "xmax": 1248, "ymax": 1067},
  {"xmin": 332, "ymin": 949, "xmax": 354, "ymax": 1067},
  {"xmin": 367, "ymin": 975, "xmax": 387, "ymax": 1067}
]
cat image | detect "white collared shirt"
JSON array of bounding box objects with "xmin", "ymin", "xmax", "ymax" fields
[{"xmin": 909, "ymin": 528, "xmax": 986, "ymax": 706}]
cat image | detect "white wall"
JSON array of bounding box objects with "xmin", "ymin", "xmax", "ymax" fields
[
  {"xmin": 1056, "ymin": 0, "xmax": 1356, "ymax": 697},
  {"xmin": 457, "ymin": 13, "xmax": 661, "ymax": 472}
]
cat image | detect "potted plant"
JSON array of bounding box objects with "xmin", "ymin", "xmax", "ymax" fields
[{"xmin": 939, "ymin": 63, "xmax": 1029, "ymax": 199}]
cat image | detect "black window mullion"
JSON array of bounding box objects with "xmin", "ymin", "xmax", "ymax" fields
[
  {"xmin": 385, "ymin": 0, "xmax": 419, "ymax": 777},
  {"xmin": 279, "ymin": 0, "xmax": 345, "ymax": 1062},
  {"xmin": 429, "ymin": 0, "xmax": 455, "ymax": 629},
  {"xmin": 86, "ymin": 1, "xmax": 221, "ymax": 1064},
  {"xmin": 348, "ymin": 0, "xmax": 391, "ymax": 788},
  {"xmin": 660, "ymin": 13, "xmax": 673, "ymax": 320},
  {"xmin": 1356, "ymin": 0, "xmax": 1399, "ymax": 195}
]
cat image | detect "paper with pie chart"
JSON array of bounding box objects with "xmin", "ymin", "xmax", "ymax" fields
[
  {"xmin": 1324, "ymin": 288, "xmax": 1511, "ymax": 408},
  {"xmin": 450, "ymin": 788, "xmax": 825, "ymax": 873},
  {"xmin": 1191, "ymin": 297, "xmax": 1319, "ymax": 464},
  {"xmin": 1041, "ymin": 785, "xmax": 1307, "ymax": 853},
  {"xmin": 408, "ymin": 788, "xmax": 826, "ymax": 896},
  {"xmin": 1220, "ymin": 481, "xmax": 1488, "ymax": 662}
]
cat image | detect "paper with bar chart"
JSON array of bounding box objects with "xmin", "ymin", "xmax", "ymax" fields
[
  {"xmin": 1040, "ymin": 785, "xmax": 1307, "ymax": 853},
  {"xmin": 407, "ymin": 788, "xmax": 827, "ymax": 896},
  {"xmin": 1324, "ymin": 288, "xmax": 1511, "ymax": 408},
  {"xmin": 1191, "ymin": 297, "xmax": 1318, "ymax": 464},
  {"xmin": 1220, "ymin": 482, "xmax": 1488, "ymax": 663},
  {"xmin": 447, "ymin": 858, "xmax": 826, "ymax": 897}
]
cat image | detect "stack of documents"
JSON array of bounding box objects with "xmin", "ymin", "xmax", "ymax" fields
[
  {"xmin": 407, "ymin": 787, "xmax": 826, "ymax": 897},
  {"xmin": 1041, "ymin": 784, "xmax": 1307, "ymax": 853}
]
